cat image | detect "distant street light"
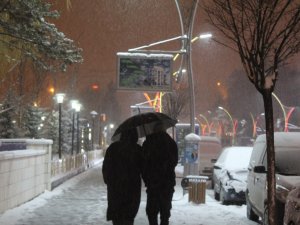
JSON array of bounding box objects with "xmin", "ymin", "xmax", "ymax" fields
[
  {"xmin": 218, "ymin": 106, "xmax": 235, "ymax": 144},
  {"xmin": 70, "ymin": 100, "xmax": 78, "ymax": 155},
  {"xmin": 199, "ymin": 114, "xmax": 211, "ymax": 135},
  {"xmin": 90, "ymin": 110, "xmax": 98, "ymax": 150},
  {"xmin": 55, "ymin": 93, "xmax": 65, "ymax": 159}
]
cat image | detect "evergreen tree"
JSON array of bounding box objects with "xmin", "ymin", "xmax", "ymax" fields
[
  {"xmin": 41, "ymin": 110, "xmax": 59, "ymax": 155},
  {"xmin": 61, "ymin": 109, "xmax": 72, "ymax": 155},
  {"xmin": 0, "ymin": 90, "xmax": 18, "ymax": 138},
  {"xmin": 0, "ymin": 101, "xmax": 17, "ymax": 138},
  {"xmin": 22, "ymin": 105, "xmax": 46, "ymax": 138}
]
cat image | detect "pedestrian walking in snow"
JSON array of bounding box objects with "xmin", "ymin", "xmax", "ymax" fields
[
  {"xmin": 142, "ymin": 125, "xmax": 178, "ymax": 225},
  {"xmin": 102, "ymin": 129, "xmax": 143, "ymax": 225}
]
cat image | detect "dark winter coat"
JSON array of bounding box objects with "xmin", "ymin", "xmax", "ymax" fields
[
  {"xmin": 142, "ymin": 131, "xmax": 178, "ymax": 190},
  {"xmin": 102, "ymin": 140, "xmax": 143, "ymax": 221}
]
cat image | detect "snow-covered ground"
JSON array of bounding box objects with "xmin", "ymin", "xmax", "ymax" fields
[{"xmin": 0, "ymin": 159, "xmax": 259, "ymax": 225}]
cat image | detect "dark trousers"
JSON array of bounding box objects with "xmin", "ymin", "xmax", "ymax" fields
[
  {"xmin": 146, "ymin": 188, "xmax": 174, "ymax": 225},
  {"xmin": 112, "ymin": 219, "xmax": 134, "ymax": 225}
]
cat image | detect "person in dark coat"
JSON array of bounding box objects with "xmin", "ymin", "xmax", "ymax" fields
[
  {"xmin": 102, "ymin": 129, "xmax": 143, "ymax": 225},
  {"xmin": 142, "ymin": 126, "xmax": 178, "ymax": 225}
]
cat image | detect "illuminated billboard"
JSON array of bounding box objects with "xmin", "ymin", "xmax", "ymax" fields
[{"xmin": 117, "ymin": 52, "xmax": 173, "ymax": 92}]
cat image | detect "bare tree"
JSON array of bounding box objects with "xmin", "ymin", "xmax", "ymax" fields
[
  {"xmin": 202, "ymin": 1, "xmax": 300, "ymax": 225},
  {"xmin": 162, "ymin": 82, "xmax": 189, "ymax": 120}
]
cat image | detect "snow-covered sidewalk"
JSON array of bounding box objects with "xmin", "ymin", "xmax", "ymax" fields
[{"xmin": 0, "ymin": 161, "xmax": 258, "ymax": 225}]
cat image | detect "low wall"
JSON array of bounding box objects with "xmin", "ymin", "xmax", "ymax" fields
[{"xmin": 0, "ymin": 139, "xmax": 52, "ymax": 214}]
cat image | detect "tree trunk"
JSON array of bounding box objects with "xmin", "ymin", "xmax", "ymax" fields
[{"xmin": 262, "ymin": 89, "xmax": 277, "ymax": 225}]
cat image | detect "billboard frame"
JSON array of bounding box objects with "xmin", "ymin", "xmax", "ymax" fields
[{"xmin": 117, "ymin": 52, "xmax": 173, "ymax": 92}]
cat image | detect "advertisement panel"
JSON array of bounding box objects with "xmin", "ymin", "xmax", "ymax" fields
[{"xmin": 117, "ymin": 52, "xmax": 173, "ymax": 92}]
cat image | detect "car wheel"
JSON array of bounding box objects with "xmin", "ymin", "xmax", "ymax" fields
[
  {"xmin": 214, "ymin": 190, "xmax": 220, "ymax": 201},
  {"xmin": 220, "ymin": 187, "xmax": 228, "ymax": 205},
  {"xmin": 246, "ymin": 198, "xmax": 259, "ymax": 222}
]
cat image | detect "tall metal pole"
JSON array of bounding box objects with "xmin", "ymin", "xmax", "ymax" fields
[
  {"xmin": 175, "ymin": 0, "xmax": 199, "ymax": 133},
  {"xmin": 55, "ymin": 93, "xmax": 65, "ymax": 159},
  {"xmin": 58, "ymin": 103, "xmax": 62, "ymax": 159},
  {"xmin": 218, "ymin": 106, "xmax": 235, "ymax": 145},
  {"xmin": 92, "ymin": 118, "xmax": 94, "ymax": 150},
  {"xmin": 71, "ymin": 110, "xmax": 75, "ymax": 155},
  {"xmin": 77, "ymin": 111, "xmax": 80, "ymax": 154},
  {"xmin": 90, "ymin": 111, "xmax": 98, "ymax": 150}
]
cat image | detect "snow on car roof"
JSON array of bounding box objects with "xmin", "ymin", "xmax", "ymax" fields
[
  {"xmin": 216, "ymin": 146, "xmax": 253, "ymax": 170},
  {"xmin": 256, "ymin": 132, "xmax": 300, "ymax": 148}
]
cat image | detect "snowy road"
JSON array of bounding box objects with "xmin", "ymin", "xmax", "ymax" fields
[{"xmin": 0, "ymin": 162, "xmax": 259, "ymax": 225}]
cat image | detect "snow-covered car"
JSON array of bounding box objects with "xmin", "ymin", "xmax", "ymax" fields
[
  {"xmin": 284, "ymin": 186, "xmax": 300, "ymax": 225},
  {"xmin": 213, "ymin": 146, "xmax": 253, "ymax": 205},
  {"xmin": 246, "ymin": 132, "xmax": 300, "ymax": 225}
]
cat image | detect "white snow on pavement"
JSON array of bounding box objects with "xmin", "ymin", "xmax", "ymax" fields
[{"xmin": 0, "ymin": 160, "xmax": 258, "ymax": 225}]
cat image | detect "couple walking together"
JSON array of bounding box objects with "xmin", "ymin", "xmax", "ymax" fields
[{"xmin": 102, "ymin": 125, "xmax": 178, "ymax": 225}]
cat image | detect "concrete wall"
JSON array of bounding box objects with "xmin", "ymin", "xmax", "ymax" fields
[{"xmin": 0, "ymin": 139, "xmax": 52, "ymax": 214}]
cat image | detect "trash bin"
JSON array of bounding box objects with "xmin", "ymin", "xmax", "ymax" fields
[{"xmin": 185, "ymin": 175, "xmax": 208, "ymax": 204}]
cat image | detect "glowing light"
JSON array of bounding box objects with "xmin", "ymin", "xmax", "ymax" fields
[
  {"xmin": 48, "ymin": 87, "xmax": 55, "ymax": 94},
  {"xmin": 91, "ymin": 84, "xmax": 99, "ymax": 90},
  {"xmin": 199, "ymin": 33, "xmax": 213, "ymax": 39}
]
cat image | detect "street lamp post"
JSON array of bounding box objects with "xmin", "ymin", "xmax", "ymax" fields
[
  {"xmin": 90, "ymin": 110, "xmax": 98, "ymax": 150},
  {"xmin": 199, "ymin": 114, "xmax": 211, "ymax": 135},
  {"xmin": 175, "ymin": 1, "xmax": 212, "ymax": 133},
  {"xmin": 218, "ymin": 106, "xmax": 235, "ymax": 145},
  {"xmin": 55, "ymin": 93, "xmax": 65, "ymax": 159},
  {"xmin": 75, "ymin": 103, "xmax": 81, "ymax": 154},
  {"xmin": 70, "ymin": 100, "xmax": 78, "ymax": 155},
  {"xmin": 127, "ymin": 0, "xmax": 211, "ymax": 134}
]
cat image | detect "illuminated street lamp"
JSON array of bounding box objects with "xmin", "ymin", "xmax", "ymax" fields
[
  {"xmin": 191, "ymin": 33, "xmax": 213, "ymax": 43},
  {"xmin": 90, "ymin": 110, "xmax": 98, "ymax": 150},
  {"xmin": 180, "ymin": 31, "xmax": 212, "ymax": 133},
  {"xmin": 55, "ymin": 93, "xmax": 65, "ymax": 159}
]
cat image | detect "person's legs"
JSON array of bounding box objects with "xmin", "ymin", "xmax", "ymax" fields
[
  {"xmin": 159, "ymin": 189, "xmax": 174, "ymax": 225},
  {"xmin": 122, "ymin": 219, "xmax": 134, "ymax": 225},
  {"xmin": 113, "ymin": 219, "xmax": 134, "ymax": 225},
  {"xmin": 112, "ymin": 220, "xmax": 122, "ymax": 225},
  {"xmin": 146, "ymin": 190, "xmax": 160, "ymax": 225}
]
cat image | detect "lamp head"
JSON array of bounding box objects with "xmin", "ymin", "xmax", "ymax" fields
[{"xmin": 55, "ymin": 93, "xmax": 65, "ymax": 104}]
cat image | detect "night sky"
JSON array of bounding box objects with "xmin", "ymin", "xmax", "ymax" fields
[{"xmin": 50, "ymin": 0, "xmax": 299, "ymax": 123}]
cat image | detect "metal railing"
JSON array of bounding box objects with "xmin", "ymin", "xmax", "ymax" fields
[{"xmin": 51, "ymin": 150, "xmax": 103, "ymax": 177}]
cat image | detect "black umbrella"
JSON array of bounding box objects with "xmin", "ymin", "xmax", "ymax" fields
[{"xmin": 111, "ymin": 112, "xmax": 177, "ymax": 141}]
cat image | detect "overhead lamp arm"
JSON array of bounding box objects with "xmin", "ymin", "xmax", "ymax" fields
[{"xmin": 128, "ymin": 35, "xmax": 187, "ymax": 54}]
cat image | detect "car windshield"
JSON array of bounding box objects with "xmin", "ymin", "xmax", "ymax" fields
[
  {"xmin": 276, "ymin": 147, "xmax": 300, "ymax": 175},
  {"xmin": 217, "ymin": 147, "xmax": 253, "ymax": 170}
]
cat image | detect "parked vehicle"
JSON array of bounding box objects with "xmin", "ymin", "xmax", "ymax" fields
[
  {"xmin": 246, "ymin": 132, "xmax": 300, "ymax": 224},
  {"xmin": 284, "ymin": 186, "xmax": 300, "ymax": 225},
  {"xmin": 213, "ymin": 146, "xmax": 253, "ymax": 205},
  {"xmin": 198, "ymin": 136, "xmax": 222, "ymax": 179}
]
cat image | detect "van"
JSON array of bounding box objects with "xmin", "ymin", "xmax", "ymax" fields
[
  {"xmin": 246, "ymin": 132, "xmax": 300, "ymax": 224},
  {"xmin": 197, "ymin": 136, "xmax": 222, "ymax": 179}
]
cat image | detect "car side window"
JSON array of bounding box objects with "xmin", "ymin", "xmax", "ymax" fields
[
  {"xmin": 250, "ymin": 141, "xmax": 265, "ymax": 168},
  {"xmin": 262, "ymin": 147, "xmax": 267, "ymax": 169}
]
